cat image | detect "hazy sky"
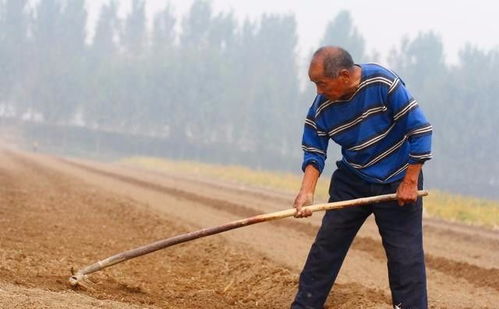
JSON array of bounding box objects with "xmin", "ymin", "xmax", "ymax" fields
[{"xmin": 87, "ymin": 0, "xmax": 498, "ymax": 64}]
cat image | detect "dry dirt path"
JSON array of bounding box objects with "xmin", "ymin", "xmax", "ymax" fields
[{"xmin": 1, "ymin": 147, "xmax": 498, "ymax": 308}]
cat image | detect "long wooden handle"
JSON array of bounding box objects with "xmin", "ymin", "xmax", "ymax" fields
[{"xmin": 69, "ymin": 190, "xmax": 428, "ymax": 286}]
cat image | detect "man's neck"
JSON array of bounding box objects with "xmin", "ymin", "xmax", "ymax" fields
[
  {"xmin": 351, "ymin": 65, "xmax": 362, "ymax": 89},
  {"xmin": 341, "ymin": 66, "xmax": 362, "ymax": 99}
]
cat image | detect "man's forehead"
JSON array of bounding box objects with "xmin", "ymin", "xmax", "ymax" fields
[
  {"xmin": 309, "ymin": 60, "xmax": 325, "ymax": 79},
  {"xmin": 310, "ymin": 56, "xmax": 324, "ymax": 67}
]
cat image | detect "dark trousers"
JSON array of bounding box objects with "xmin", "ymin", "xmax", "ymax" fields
[{"xmin": 291, "ymin": 164, "xmax": 427, "ymax": 309}]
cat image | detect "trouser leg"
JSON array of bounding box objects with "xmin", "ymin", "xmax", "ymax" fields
[
  {"xmin": 291, "ymin": 169, "xmax": 371, "ymax": 309},
  {"xmin": 373, "ymin": 179, "xmax": 427, "ymax": 309}
]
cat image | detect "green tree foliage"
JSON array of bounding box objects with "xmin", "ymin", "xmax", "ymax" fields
[
  {"xmin": 91, "ymin": 1, "xmax": 118, "ymax": 58},
  {"xmin": 0, "ymin": 0, "xmax": 29, "ymax": 109},
  {"xmin": 247, "ymin": 14, "xmax": 301, "ymax": 164},
  {"xmin": 117, "ymin": 0, "xmax": 148, "ymax": 132},
  {"xmin": 58, "ymin": 0, "xmax": 88, "ymax": 120},
  {"xmin": 177, "ymin": 1, "xmax": 237, "ymax": 150},
  {"xmin": 122, "ymin": 0, "xmax": 146, "ymax": 58},
  {"xmin": 86, "ymin": 1, "xmax": 120, "ymax": 129},
  {"xmin": 28, "ymin": 0, "xmax": 88, "ymax": 122},
  {"xmin": 29, "ymin": 0, "xmax": 65, "ymax": 122},
  {"xmin": 444, "ymin": 46, "xmax": 499, "ymax": 194},
  {"xmin": 320, "ymin": 10, "xmax": 366, "ymax": 62},
  {"xmin": 145, "ymin": 5, "xmax": 177, "ymax": 135},
  {"xmin": 151, "ymin": 4, "xmax": 176, "ymax": 56}
]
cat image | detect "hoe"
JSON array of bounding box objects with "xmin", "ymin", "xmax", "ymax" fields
[{"xmin": 69, "ymin": 190, "xmax": 428, "ymax": 288}]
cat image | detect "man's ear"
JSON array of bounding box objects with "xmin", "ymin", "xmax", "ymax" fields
[{"xmin": 339, "ymin": 69, "xmax": 350, "ymax": 80}]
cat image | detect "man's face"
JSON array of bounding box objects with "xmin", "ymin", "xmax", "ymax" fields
[{"xmin": 308, "ymin": 60, "xmax": 348, "ymax": 101}]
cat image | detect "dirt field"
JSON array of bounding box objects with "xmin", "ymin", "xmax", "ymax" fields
[{"xmin": 0, "ymin": 146, "xmax": 498, "ymax": 308}]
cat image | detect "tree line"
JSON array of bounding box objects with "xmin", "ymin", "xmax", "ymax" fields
[{"xmin": 0, "ymin": 0, "xmax": 497, "ymax": 198}]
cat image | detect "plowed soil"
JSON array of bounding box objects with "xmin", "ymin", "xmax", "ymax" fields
[{"xmin": 0, "ymin": 147, "xmax": 498, "ymax": 308}]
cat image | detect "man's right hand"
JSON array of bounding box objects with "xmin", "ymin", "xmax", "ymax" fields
[{"xmin": 294, "ymin": 191, "xmax": 314, "ymax": 218}]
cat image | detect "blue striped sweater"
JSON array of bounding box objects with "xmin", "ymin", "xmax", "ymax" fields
[{"xmin": 302, "ymin": 63, "xmax": 432, "ymax": 184}]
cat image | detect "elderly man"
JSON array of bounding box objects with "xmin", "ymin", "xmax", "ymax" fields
[{"xmin": 291, "ymin": 46, "xmax": 432, "ymax": 309}]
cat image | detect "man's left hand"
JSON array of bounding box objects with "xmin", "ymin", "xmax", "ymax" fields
[
  {"xmin": 396, "ymin": 163, "xmax": 423, "ymax": 206},
  {"xmin": 396, "ymin": 180, "xmax": 418, "ymax": 206}
]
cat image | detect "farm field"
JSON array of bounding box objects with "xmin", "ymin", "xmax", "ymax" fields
[{"xmin": 1, "ymin": 147, "xmax": 498, "ymax": 308}]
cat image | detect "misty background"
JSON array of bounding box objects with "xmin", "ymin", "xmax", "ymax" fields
[{"xmin": 0, "ymin": 0, "xmax": 498, "ymax": 199}]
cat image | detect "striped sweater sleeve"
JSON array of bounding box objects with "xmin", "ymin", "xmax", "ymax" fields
[
  {"xmin": 301, "ymin": 97, "xmax": 329, "ymax": 173},
  {"xmin": 388, "ymin": 80, "xmax": 432, "ymax": 164}
]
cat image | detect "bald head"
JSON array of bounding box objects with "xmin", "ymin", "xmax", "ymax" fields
[
  {"xmin": 308, "ymin": 46, "xmax": 361, "ymax": 100},
  {"xmin": 311, "ymin": 46, "xmax": 355, "ymax": 78}
]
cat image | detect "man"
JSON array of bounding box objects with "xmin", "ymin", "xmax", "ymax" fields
[{"xmin": 291, "ymin": 46, "xmax": 432, "ymax": 309}]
